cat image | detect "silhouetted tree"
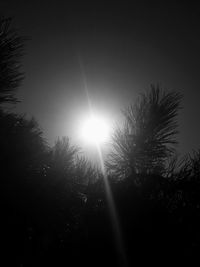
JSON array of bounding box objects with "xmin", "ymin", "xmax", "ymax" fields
[
  {"xmin": 30, "ymin": 138, "xmax": 92, "ymax": 255},
  {"xmin": 0, "ymin": 18, "xmax": 26, "ymax": 105},
  {"xmin": 107, "ymin": 85, "xmax": 182, "ymax": 178},
  {"xmin": 0, "ymin": 110, "xmax": 49, "ymax": 266},
  {"xmin": 187, "ymin": 150, "xmax": 200, "ymax": 180},
  {"xmin": 49, "ymin": 137, "xmax": 79, "ymax": 176},
  {"xmin": 0, "ymin": 111, "xmax": 47, "ymax": 176},
  {"xmin": 74, "ymin": 156, "xmax": 100, "ymax": 185}
]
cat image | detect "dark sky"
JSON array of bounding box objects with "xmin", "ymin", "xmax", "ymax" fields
[{"xmin": 1, "ymin": 1, "xmax": 200, "ymax": 155}]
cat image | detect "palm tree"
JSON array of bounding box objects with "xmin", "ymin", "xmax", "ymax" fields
[
  {"xmin": 107, "ymin": 85, "xmax": 182, "ymax": 178},
  {"xmin": 0, "ymin": 17, "xmax": 26, "ymax": 105}
]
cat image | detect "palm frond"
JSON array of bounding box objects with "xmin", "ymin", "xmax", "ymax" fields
[{"xmin": 107, "ymin": 85, "xmax": 182, "ymax": 178}]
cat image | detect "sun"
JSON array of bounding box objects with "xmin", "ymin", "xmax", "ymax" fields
[{"xmin": 80, "ymin": 114, "xmax": 110, "ymax": 145}]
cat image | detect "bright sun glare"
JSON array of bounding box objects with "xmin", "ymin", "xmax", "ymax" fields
[{"xmin": 80, "ymin": 115, "xmax": 110, "ymax": 145}]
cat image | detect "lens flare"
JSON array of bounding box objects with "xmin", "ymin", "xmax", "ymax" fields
[
  {"xmin": 80, "ymin": 115, "xmax": 110, "ymax": 145},
  {"xmin": 78, "ymin": 57, "xmax": 127, "ymax": 265},
  {"xmin": 96, "ymin": 143, "xmax": 128, "ymax": 266}
]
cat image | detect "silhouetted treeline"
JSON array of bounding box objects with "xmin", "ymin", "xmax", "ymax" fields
[{"xmin": 1, "ymin": 18, "xmax": 200, "ymax": 267}]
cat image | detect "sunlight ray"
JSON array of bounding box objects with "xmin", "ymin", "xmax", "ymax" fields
[
  {"xmin": 96, "ymin": 142, "xmax": 128, "ymax": 266},
  {"xmin": 78, "ymin": 57, "xmax": 127, "ymax": 266}
]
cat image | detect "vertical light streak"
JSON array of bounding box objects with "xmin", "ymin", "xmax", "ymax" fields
[
  {"xmin": 96, "ymin": 141, "xmax": 128, "ymax": 266},
  {"xmin": 78, "ymin": 55, "xmax": 93, "ymax": 114},
  {"xmin": 78, "ymin": 56, "xmax": 127, "ymax": 266}
]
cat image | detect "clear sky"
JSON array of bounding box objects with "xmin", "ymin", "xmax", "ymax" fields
[{"xmin": 1, "ymin": 1, "xmax": 200, "ymax": 155}]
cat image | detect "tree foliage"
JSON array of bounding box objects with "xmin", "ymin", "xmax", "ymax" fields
[
  {"xmin": 107, "ymin": 85, "xmax": 182, "ymax": 178},
  {"xmin": 50, "ymin": 137, "xmax": 79, "ymax": 173},
  {"xmin": 0, "ymin": 18, "xmax": 26, "ymax": 104},
  {"xmin": 74, "ymin": 156, "xmax": 100, "ymax": 185},
  {"xmin": 0, "ymin": 110, "xmax": 47, "ymax": 173},
  {"xmin": 1, "ymin": 17, "xmax": 200, "ymax": 265}
]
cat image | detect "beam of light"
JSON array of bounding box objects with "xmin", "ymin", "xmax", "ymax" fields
[
  {"xmin": 78, "ymin": 56, "xmax": 128, "ymax": 266},
  {"xmin": 96, "ymin": 142, "xmax": 128, "ymax": 266},
  {"xmin": 78, "ymin": 55, "xmax": 93, "ymax": 114}
]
